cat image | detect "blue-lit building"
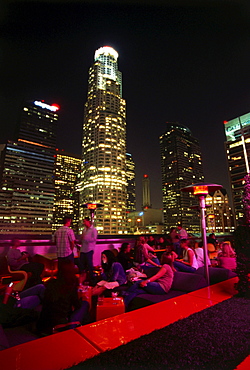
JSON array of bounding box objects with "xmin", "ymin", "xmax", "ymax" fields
[
  {"xmin": 224, "ymin": 112, "xmax": 250, "ymax": 223},
  {"xmin": 0, "ymin": 100, "xmax": 59, "ymax": 234}
]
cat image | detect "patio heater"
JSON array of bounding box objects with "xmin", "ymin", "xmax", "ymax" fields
[
  {"xmin": 181, "ymin": 183, "xmax": 222, "ymax": 285},
  {"xmin": 82, "ymin": 203, "xmax": 103, "ymax": 224}
]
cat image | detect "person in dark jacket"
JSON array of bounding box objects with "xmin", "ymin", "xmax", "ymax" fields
[
  {"xmin": 117, "ymin": 243, "xmax": 133, "ymax": 272},
  {"xmin": 37, "ymin": 260, "xmax": 89, "ymax": 334}
]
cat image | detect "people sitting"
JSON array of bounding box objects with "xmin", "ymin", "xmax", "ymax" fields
[
  {"xmin": 92, "ymin": 250, "xmax": 127, "ymax": 296},
  {"xmin": 7, "ymin": 238, "xmax": 44, "ymax": 288},
  {"xmin": 164, "ymin": 243, "xmax": 178, "ymax": 264},
  {"xmin": 173, "ymin": 239, "xmax": 198, "ymax": 273},
  {"xmin": 124, "ymin": 253, "xmax": 174, "ymax": 308},
  {"xmin": 134, "ymin": 236, "xmax": 161, "ymax": 271},
  {"xmin": 157, "ymin": 236, "xmax": 167, "ymax": 250},
  {"xmin": 147, "ymin": 235, "xmax": 157, "ymax": 248},
  {"xmin": 217, "ymin": 242, "xmax": 236, "ymax": 271},
  {"xmin": 37, "ymin": 260, "xmax": 89, "ymax": 335},
  {"xmin": 194, "ymin": 241, "xmax": 211, "ymax": 268},
  {"xmin": 117, "ymin": 243, "xmax": 133, "ymax": 272},
  {"xmin": 207, "ymin": 233, "xmax": 218, "ymax": 248}
]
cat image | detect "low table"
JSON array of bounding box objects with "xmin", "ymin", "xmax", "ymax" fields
[{"xmin": 96, "ymin": 297, "xmax": 125, "ymax": 321}]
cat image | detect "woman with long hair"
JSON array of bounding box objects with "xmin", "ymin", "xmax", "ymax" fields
[
  {"xmin": 92, "ymin": 250, "xmax": 127, "ymax": 296},
  {"xmin": 124, "ymin": 253, "xmax": 174, "ymax": 309},
  {"xmin": 117, "ymin": 243, "xmax": 133, "ymax": 272},
  {"xmin": 217, "ymin": 242, "xmax": 236, "ymax": 270},
  {"xmin": 37, "ymin": 260, "xmax": 89, "ymax": 334}
]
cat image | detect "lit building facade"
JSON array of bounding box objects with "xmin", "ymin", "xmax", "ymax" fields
[
  {"xmin": 79, "ymin": 46, "xmax": 127, "ymax": 234},
  {"xmin": 159, "ymin": 122, "xmax": 204, "ymax": 233},
  {"xmin": 53, "ymin": 150, "xmax": 81, "ymax": 233},
  {"xmin": 0, "ymin": 100, "xmax": 58, "ymax": 234},
  {"xmin": 224, "ymin": 112, "xmax": 250, "ymax": 223},
  {"xmin": 126, "ymin": 153, "xmax": 136, "ymax": 212},
  {"xmin": 206, "ymin": 189, "xmax": 235, "ymax": 234}
]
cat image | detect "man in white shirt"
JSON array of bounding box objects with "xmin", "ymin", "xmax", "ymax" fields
[{"xmin": 79, "ymin": 217, "xmax": 98, "ymax": 285}]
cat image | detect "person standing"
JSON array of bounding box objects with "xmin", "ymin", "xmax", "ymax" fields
[
  {"xmin": 176, "ymin": 223, "xmax": 188, "ymax": 258},
  {"xmin": 177, "ymin": 223, "xmax": 188, "ymax": 240},
  {"xmin": 79, "ymin": 217, "xmax": 98, "ymax": 286},
  {"xmin": 53, "ymin": 216, "xmax": 76, "ymax": 269}
]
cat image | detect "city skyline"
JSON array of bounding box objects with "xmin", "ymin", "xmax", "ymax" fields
[{"xmin": 1, "ymin": 1, "xmax": 250, "ymax": 210}]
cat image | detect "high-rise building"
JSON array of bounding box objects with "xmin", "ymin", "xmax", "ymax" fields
[
  {"xmin": 224, "ymin": 112, "xmax": 250, "ymax": 223},
  {"xmin": 53, "ymin": 149, "xmax": 81, "ymax": 233},
  {"xmin": 126, "ymin": 153, "xmax": 136, "ymax": 212},
  {"xmin": 0, "ymin": 100, "xmax": 59, "ymax": 234},
  {"xmin": 78, "ymin": 46, "xmax": 127, "ymax": 234},
  {"xmin": 206, "ymin": 189, "xmax": 235, "ymax": 233},
  {"xmin": 142, "ymin": 174, "xmax": 151, "ymax": 209},
  {"xmin": 159, "ymin": 122, "xmax": 204, "ymax": 233}
]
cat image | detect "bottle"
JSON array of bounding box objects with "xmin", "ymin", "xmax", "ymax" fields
[{"xmin": 3, "ymin": 282, "xmax": 13, "ymax": 304}]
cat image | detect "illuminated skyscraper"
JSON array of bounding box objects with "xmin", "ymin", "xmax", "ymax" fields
[
  {"xmin": 53, "ymin": 149, "xmax": 81, "ymax": 233},
  {"xmin": 79, "ymin": 46, "xmax": 127, "ymax": 234},
  {"xmin": 0, "ymin": 100, "xmax": 59, "ymax": 234},
  {"xmin": 126, "ymin": 153, "xmax": 136, "ymax": 212},
  {"xmin": 205, "ymin": 189, "xmax": 234, "ymax": 233},
  {"xmin": 224, "ymin": 113, "xmax": 250, "ymax": 223},
  {"xmin": 159, "ymin": 122, "xmax": 204, "ymax": 233}
]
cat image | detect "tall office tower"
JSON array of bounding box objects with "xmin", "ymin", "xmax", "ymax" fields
[
  {"xmin": 126, "ymin": 153, "xmax": 136, "ymax": 212},
  {"xmin": 79, "ymin": 46, "xmax": 127, "ymax": 234},
  {"xmin": 224, "ymin": 112, "xmax": 250, "ymax": 223},
  {"xmin": 53, "ymin": 149, "xmax": 81, "ymax": 233},
  {"xmin": 0, "ymin": 100, "xmax": 58, "ymax": 234},
  {"xmin": 142, "ymin": 174, "xmax": 151, "ymax": 209},
  {"xmin": 159, "ymin": 122, "xmax": 204, "ymax": 233},
  {"xmin": 206, "ymin": 189, "xmax": 235, "ymax": 233}
]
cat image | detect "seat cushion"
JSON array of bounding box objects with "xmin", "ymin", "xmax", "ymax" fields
[{"xmin": 195, "ymin": 267, "xmax": 237, "ymax": 285}]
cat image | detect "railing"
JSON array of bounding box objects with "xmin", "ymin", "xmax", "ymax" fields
[{"xmin": 0, "ymin": 233, "xmax": 234, "ymax": 266}]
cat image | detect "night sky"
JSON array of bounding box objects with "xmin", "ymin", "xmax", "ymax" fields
[{"xmin": 1, "ymin": 0, "xmax": 250, "ymax": 210}]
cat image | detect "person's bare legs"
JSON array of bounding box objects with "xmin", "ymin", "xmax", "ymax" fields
[{"xmin": 91, "ymin": 286, "xmax": 106, "ymax": 296}]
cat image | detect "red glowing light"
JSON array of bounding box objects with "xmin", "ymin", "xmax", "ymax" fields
[
  {"xmin": 87, "ymin": 203, "xmax": 97, "ymax": 210},
  {"xmin": 143, "ymin": 174, "xmax": 148, "ymax": 178},
  {"xmin": 51, "ymin": 104, "xmax": 60, "ymax": 111},
  {"xmin": 223, "ymin": 120, "xmax": 228, "ymax": 124},
  {"xmin": 193, "ymin": 185, "xmax": 208, "ymax": 195}
]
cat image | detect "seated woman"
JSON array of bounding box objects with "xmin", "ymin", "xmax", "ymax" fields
[
  {"xmin": 37, "ymin": 260, "xmax": 89, "ymax": 335},
  {"xmin": 157, "ymin": 236, "xmax": 167, "ymax": 250},
  {"xmin": 92, "ymin": 250, "xmax": 127, "ymax": 296},
  {"xmin": 217, "ymin": 242, "xmax": 236, "ymax": 270},
  {"xmin": 117, "ymin": 243, "xmax": 133, "ymax": 272},
  {"xmin": 7, "ymin": 238, "xmax": 44, "ymax": 288},
  {"xmin": 173, "ymin": 239, "xmax": 198, "ymax": 273},
  {"xmin": 165, "ymin": 243, "xmax": 178, "ymax": 263},
  {"xmin": 124, "ymin": 253, "xmax": 174, "ymax": 309},
  {"xmin": 195, "ymin": 241, "xmax": 211, "ymax": 268},
  {"xmin": 134, "ymin": 236, "xmax": 161, "ymax": 271}
]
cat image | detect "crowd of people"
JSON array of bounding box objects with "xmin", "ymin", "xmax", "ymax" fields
[{"xmin": 1, "ymin": 219, "xmax": 237, "ymax": 337}]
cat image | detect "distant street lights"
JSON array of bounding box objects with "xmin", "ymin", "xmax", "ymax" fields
[{"xmin": 181, "ymin": 183, "xmax": 222, "ymax": 285}]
